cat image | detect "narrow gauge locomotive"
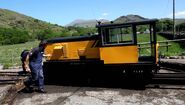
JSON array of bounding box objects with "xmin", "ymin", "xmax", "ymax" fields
[{"xmin": 43, "ymin": 19, "xmax": 159, "ymax": 84}]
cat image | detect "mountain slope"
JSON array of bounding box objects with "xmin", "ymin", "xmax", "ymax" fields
[
  {"xmin": 66, "ymin": 19, "xmax": 109, "ymax": 27},
  {"xmin": 175, "ymin": 19, "xmax": 185, "ymax": 25},
  {"xmin": 66, "ymin": 15, "xmax": 147, "ymax": 27},
  {"xmin": 113, "ymin": 14, "xmax": 147, "ymax": 23},
  {"xmin": 0, "ymin": 9, "xmax": 64, "ymax": 35}
]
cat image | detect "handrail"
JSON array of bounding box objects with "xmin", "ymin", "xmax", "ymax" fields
[
  {"xmin": 157, "ymin": 39, "xmax": 185, "ymax": 43},
  {"xmin": 138, "ymin": 39, "xmax": 185, "ymax": 45},
  {"xmin": 138, "ymin": 39, "xmax": 185, "ymax": 52}
]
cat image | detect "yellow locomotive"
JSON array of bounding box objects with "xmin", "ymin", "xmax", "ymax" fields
[{"xmin": 43, "ymin": 19, "xmax": 159, "ymax": 84}]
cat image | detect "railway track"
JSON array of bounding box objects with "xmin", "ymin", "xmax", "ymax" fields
[
  {"xmin": 0, "ymin": 71, "xmax": 30, "ymax": 105},
  {"xmin": 0, "ymin": 71, "xmax": 30, "ymax": 85},
  {"xmin": 159, "ymin": 59, "xmax": 185, "ymax": 72},
  {"xmin": 152, "ymin": 73, "xmax": 185, "ymax": 85},
  {"xmin": 152, "ymin": 59, "xmax": 185, "ymax": 85}
]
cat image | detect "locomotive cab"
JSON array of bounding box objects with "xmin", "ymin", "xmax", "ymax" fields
[{"xmin": 97, "ymin": 19, "xmax": 158, "ymax": 64}]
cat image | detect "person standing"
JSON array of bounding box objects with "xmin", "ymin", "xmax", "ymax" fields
[{"xmin": 29, "ymin": 40, "xmax": 47, "ymax": 93}]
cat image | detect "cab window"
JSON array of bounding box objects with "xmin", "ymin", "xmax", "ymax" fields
[{"xmin": 101, "ymin": 25, "xmax": 134, "ymax": 46}]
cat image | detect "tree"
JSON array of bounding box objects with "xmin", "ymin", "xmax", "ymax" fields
[
  {"xmin": 176, "ymin": 22, "xmax": 185, "ymax": 32},
  {"xmin": 162, "ymin": 19, "xmax": 173, "ymax": 31}
]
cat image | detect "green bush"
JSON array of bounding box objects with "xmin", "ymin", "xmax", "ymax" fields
[{"xmin": 0, "ymin": 27, "xmax": 29, "ymax": 45}]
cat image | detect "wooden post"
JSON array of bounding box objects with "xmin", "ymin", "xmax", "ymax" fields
[
  {"xmin": 166, "ymin": 42, "xmax": 169, "ymax": 52},
  {"xmin": 173, "ymin": 0, "xmax": 176, "ymax": 38}
]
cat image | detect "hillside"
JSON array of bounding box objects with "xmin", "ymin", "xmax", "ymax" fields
[
  {"xmin": 0, "ymin": 9, "xmax": 64, "ymax": 36},
  {"xmin": 66, "ymin": 19, "xmax": 109, "ymax": 27},
  {"xmin": 175, "ymin": 18, "xmax": 185, "ymax": 25},
  {"xmin": 66, "ymin": 15, "xmax": 147, "ymax": 27},
  {"xmin": 113, "ymin": 14, "xmax": 147, "ymax": 23},
  {"xmin": 160, "ymin": 18, "xmax": 185, "ymax": 25}
]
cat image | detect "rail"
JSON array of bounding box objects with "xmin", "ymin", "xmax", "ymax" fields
[
  {"xmin": 0, "ymin": 71, "xmax": 29, "ymax": 104},
  {"xmin": 151, "ymin": 73, "xmax": 185, "ymax": 85}
]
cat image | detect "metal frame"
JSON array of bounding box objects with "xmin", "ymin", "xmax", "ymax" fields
[{"xmin": 97, "ymin": 19, "xmax": 158, "ymax": 63}]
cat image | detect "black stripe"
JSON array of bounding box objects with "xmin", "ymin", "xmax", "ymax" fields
[{"xmin": 46, "ymin": 35, "xmax": 99, "ymax": 43}]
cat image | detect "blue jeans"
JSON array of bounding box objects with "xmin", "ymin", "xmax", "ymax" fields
[{"xmin": 29, "ymin": 63, "xmax": 44, "ymax": 90}]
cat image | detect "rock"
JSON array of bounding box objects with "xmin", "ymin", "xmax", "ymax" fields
[
  {"xmin": 0, "ymin": 64, "xmax": 3, "ymax": 70},
  {"xmin": 181, "ymin": 56, "xmax": 185, "ymax": 59},
  {"xmin": 166, "ymin": 57, "xmax": 170, "ymax": 59},
  {"xmin": 169, "ymin": 56, "xmax": 178, "ymax": 59}
]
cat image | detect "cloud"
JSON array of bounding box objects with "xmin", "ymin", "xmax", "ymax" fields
[
  {"xmin": 102, "ymin": 13, "xmax": 108, "ymax": 16},
  {"xmin": 168, "ymin": 11, "xmax": 185, "ymax": 18},
  {"xmin": 176, "ymin": 11, "xmax": 185, "ymax": 18},
  {"xmin": 99, "ymin": 13, "xmax": 109, "ymax": 20}
]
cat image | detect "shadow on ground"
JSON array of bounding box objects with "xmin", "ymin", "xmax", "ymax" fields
[{"xmin": 44, "ymin": 74, "xmax": 148, "ymax": 90}]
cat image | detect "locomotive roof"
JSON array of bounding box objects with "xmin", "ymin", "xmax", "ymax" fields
[{"xmin": 46, "ymin": 35, "xmax": 99, "ymax": 43}]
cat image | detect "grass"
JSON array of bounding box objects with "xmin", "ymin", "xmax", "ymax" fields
[
  {"xmin": 137, "ymin": 34, "xmax": 184, "ymax": 56},
  {"xmin": 0, "ymin": 41, "xmax": 39, "ymax": 69},
  {"xmin": 108, "ymin": 33, "xmax": 184, "ymax": 56}
]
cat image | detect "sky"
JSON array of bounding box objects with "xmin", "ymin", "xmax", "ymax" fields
[{"xmin": 0, "ymin": 0, "xmax": 185, "ymax": 26}]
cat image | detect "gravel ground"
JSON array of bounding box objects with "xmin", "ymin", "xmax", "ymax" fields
[
  {"xmin": 13, "ymin": 85, "xmax": 185, "ymax": 105},
  {"xmin": 0, "ymin": 85, "xmax": 12, "ymax": 102}
]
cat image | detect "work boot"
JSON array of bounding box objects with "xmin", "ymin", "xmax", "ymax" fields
[
  {"xmin": 21, "ymin": 86, "xmax": 34, "ymax": 93},
  {"xmin": 36, "ymin": 89, "xmax": 47, "ymax": 93}
]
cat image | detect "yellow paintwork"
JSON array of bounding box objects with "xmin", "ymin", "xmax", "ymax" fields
[
  {"xmin": 100, "ymin": 45, "xmax": 138, "ymax": 64},
  {"xmin": 54, "ymin": 46, "xmax": 63, "ymax": 50},
  {"xmin": 45, "ymin": 39, "xmax": 160, "ymax": 64},
  {"xmin": 44, "ymin": 40, "xmax": 100, "ymax": 60},
  {"xmin": 156, "ymin": 43, "xmax": 159, "ymax": 63}
]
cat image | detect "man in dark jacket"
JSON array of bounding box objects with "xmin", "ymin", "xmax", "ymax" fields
[{"xmin": 29, "ymin": 40, "xmax": 47, "ymax": 93}]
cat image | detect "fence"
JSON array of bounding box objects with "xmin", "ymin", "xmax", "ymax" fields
[{"xmin": 138, "ymin": 39, "xmax": 185, "ymax": 56}]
